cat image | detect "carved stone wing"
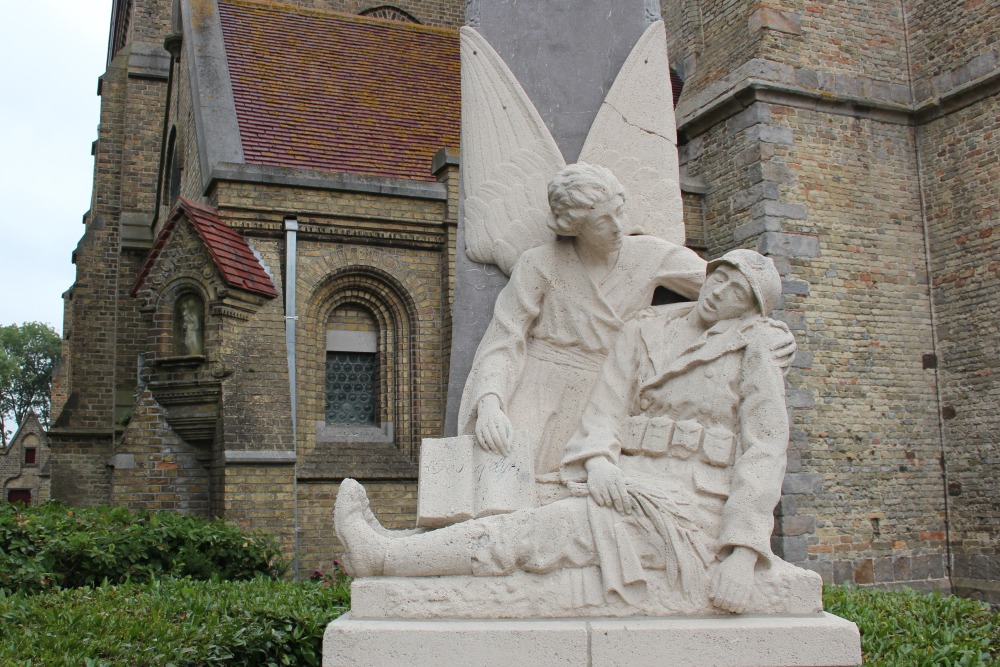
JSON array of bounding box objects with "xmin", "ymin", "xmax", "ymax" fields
[
  {"xmin": 579, "ymin": 21, "xmax": 685, "ymax": 245},
  {"xmin": 460, "ymin": 27, "xmax": 566, "ymax": 276}
]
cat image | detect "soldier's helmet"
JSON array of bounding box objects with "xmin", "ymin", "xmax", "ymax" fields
[{"xmin": 706, "ymin": 249, "xmax": 781, "ymax": 317}]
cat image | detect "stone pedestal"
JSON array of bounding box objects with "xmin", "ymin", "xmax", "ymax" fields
[{"xmin": 323, "ymin": 612, "xmax": 862, "ymax": 667}]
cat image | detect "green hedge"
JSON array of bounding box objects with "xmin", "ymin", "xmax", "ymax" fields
[
  {"xmin": 1, "ymin": 576, "xmax": 997, "ymax": 666},
  {"xmin": 0, "ymin": 502, "xmax": 285, "ymax": 594},
  {"xmin": 825, "ymin": 585, "xmax": 999, "ymax": 666},
  {"xmin": 0, "ymin": 577, "xmax": 349, "ymax": 667}
]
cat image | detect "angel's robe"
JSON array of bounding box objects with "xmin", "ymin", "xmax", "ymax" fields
[{"xmin": 457, "ymin": 235, "xmax": 705, "ymax": 488}]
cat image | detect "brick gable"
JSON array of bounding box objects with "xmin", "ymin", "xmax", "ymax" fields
[{"xmin": 132, "ymin": 197, "xmax": 277, "ymax": 298}]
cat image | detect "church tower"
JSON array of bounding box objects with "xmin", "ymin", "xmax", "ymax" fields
[{"xmin": 49, "ymin": 0, "xmax": 175, "ymax": 504}]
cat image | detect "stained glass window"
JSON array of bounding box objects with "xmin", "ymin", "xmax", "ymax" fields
[{"xmin": 325, "ymin": 352, "xmax": 377, "ymax": 424}]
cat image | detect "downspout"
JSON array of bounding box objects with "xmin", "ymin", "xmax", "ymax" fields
[
  {"xmin": 284, "ymin": 216, "xmax": 300, "ymax": 578},
  {"xmin": 899, "ymin": 0, "xmax": 953, "ymax": 589}
]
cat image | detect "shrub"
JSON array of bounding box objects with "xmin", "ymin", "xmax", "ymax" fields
[
  {"xmin": 0, "ymin": 577, "xmax": 349, "ymax": 666},
  {"xmin": 0, "ymin": 502, "xmax": 285, "ymax": 593},
  {"xmin": 824, "ymin": 585, "xmax": 999, "ymax": 666}
]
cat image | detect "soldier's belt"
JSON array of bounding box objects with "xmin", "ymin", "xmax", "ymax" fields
[{"xmin": 620, "ymin": 415, "xmax": 736, "ymax": 467}]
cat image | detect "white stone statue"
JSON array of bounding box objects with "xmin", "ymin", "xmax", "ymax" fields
[
  {"xmin": 458, "ymin": 21, "xmax": 796, "ymax": 494},
  {"xmin": 326, "ymin": 15, "xmax": 861, "ymax": 664},
  {"xmin": 460, "ymin": 22, "xmax": 687, "ymax": 279},
  {"xmin": 459, "ymin": 163, "xmax": 707, "ymax": 493},
  {"xmin": 175, "ymin": 293, "xmax": 204, "ymax": 356},
  {"xmin": 336, "ymin": 250, "xmax": 820, "ymax": 616}
]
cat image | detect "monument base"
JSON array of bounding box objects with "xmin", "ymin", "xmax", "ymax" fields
[
  {"xmin": 323, "ymin": 612, "xmax": 861, "ymax": 667},
  {"xmin": 349, "ymin": 563, "xmax": 823, "ymax": 619}
]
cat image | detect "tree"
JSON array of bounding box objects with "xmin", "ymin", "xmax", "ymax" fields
[{"xmin": 0, "ymin": 322, "xmax": 61, "ymax": 447}]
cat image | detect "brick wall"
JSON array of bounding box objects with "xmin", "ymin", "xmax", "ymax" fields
[
  {"xmin": 906, "ymin": 0, "xmax": 1000, "ymax": 98},
  {"xmin": 664, "ymin": 0, "xmax": 1000, "ymax": 598},
  {"xmin": 762, "ymin": 0, "xmax": 909, "ymax": 86},
  {"xmin": 47, "ymin": 436, "xmax": 114, "ymax": 507},
  {"xmin": 113, "ymin": 392, "xmax": 211, "ymax": 515},
  {"xmin": 130, "ymin": 0, "xmax": 173, "ymax": 43},
  {"xmin": 777, "ymin": 106, "xmax": 946, "ymax": 588},
  {"xmin": 920, "ymin": 93, "xmax": 1000, "ymax": 603},
  {"xmin": 213, "ymin": 181, "xmax": 452, "ymax": 470},
  {"xmin": 681, "ymin": 94, "xmax": 949, "ymax": 589},
  {"xmin": 222, "ymin": 463, "xmax": 298, "ymax": 562},
  {"xmin": 663, "ymin": 0, "xmax": 761, "ymax": 96},
  {"xmin": 297, "ymin": 479, "xmax": 418, "ymax": 577},
  {"xmin": 216, "ymin": 236, "xmax": 294, "ymax": 454}
]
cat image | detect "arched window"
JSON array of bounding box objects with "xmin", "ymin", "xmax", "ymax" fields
[
  {"xmin": 325, "ymin": 306, "xmax": 379, "ymax": 425},
  {"xmin": 359, "ymin": 5, "xmax": 421, "ymax": 23},
  {"xmin": 173, "ymin": 293, "xmax": 205, "ymax": 356},
  {"xmin": 304, "ymin": 267, "xmax": 419, "ymax": 467}
]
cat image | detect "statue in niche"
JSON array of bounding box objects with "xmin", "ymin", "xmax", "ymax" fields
[
  {"xmin": 174, "ymin": 293, "xmax": 204, "ymax": 356},
  {"xmin": 337, "ymin": 250, "xmax": 814, "ymax": 613}
]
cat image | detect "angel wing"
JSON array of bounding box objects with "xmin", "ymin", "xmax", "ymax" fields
[
  {"xmin": 579, "ymin": 20, "xmax": 684, "ymax": 245},
  {"xmin": 460, "ymin": 21, "xmax": 686, "ymax": 274},
  {"xmin": 460, "ymin": 27, "xmax": 565, "ymax": 276}
]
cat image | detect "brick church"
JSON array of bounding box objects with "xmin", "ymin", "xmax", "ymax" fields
[{"xmin": 48, "ymin": 0, "xmax": 998, "ymax": 600}]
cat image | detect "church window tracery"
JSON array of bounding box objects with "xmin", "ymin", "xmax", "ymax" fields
[
  {"xmin": 359, "ymin": 5, "xmax": 421, "ymax": 24},
  {"xmin": 325, "ymin": 306, "xmax": 379, "ymax": 425}
]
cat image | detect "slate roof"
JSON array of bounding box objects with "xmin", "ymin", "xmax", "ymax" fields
[
  {"xmin": 132, "ymin": 197, "xmax": 277, "ymax": 298},
  {"xmin": 217, "ymin": 0, "xmax": 460, "ymax": 182}
]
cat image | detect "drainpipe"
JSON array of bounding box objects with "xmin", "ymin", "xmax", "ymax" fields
[
  {"xmin": 899, "ymin": 0, "xmax": 953, "ymax": 590},
  {"xmin": 284, "ymin": 216, "xmax": 299, "ymax": 578}
]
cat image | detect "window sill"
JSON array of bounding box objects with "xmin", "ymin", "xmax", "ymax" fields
[
  {"xmin": 316, "ymin": 421, "xmax": 394, "ymax": 444},
  {"xmin": 151, "ymin": 354, "xmax": 207, "ymax": 366}
]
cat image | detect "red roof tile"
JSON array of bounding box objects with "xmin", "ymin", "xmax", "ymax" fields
[
  {"xmin": 217, "ymin": 0, "xmax": 460, "ymax": 182},
  {"xmin": 132, "ymin": 198, "xmax": 278, "ymax": 299}
]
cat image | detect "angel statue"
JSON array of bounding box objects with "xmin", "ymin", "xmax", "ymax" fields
[
  {"xmin": 453, "ymin": 24, "xmax": 794, "ymax": 500},
  {"xmin": 459, "ymin": 162, "xmax": 706, "ymax": 494}
]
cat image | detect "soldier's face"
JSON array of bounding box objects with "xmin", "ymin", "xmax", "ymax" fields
[{"xmin": 696, "ymin": 265, "xmax": 755, "ymax": 324}]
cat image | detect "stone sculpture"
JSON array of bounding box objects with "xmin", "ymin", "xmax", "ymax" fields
[
  {"xmin": 175, "ymin": 293, "xmax": 204, "ymax": 356},
  {"xmin": 337, "ymin": 250, "xmax": 819, "ymax": 616},
  {"xmin": 444, "ymin": 19, "xmax": 691, "ymax": 435},
  {"xmin": 460, "ymin": 21, "xmax": 687, "ymax": 278},
  {"xmin": 459, "ymin": 163, "xmax": 706, "ymax": 495},
  {"xmin": 326, "ymin": 11, "xmax": 861, "ymax": 665}
]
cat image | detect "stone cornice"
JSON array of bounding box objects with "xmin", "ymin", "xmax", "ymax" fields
[
  {"xmin": 678, "ymin": 57, "xmax": 1000, "ymax": 137},
  {"xmin": 125, "ymin": 41, "xmax": 170, "ymax": 80},
  {"xmin": 210, "ymin": 162, "xmax": 448, "ymax": 201},
  {"xmin": 225, "ymin": 450, "xmax": 297, "ymax": 465}
]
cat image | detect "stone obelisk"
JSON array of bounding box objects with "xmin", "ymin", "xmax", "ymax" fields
[{"xmin": 444, "ymin": 0, "xmax": 662, "ymax": 435}]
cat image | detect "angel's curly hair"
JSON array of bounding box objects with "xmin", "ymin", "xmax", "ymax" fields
[{"xmin": 546, "ymin": 163, "xmax": 626, "ymax": 236}]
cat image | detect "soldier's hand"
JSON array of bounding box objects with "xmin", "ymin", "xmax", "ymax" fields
[
  {"xmin": 709, "ymin": 546, "xmax": 757, "ymax": 613},
  {"xmin": 585, "ymin": 456, "xmax": 633, "ymax": 515},
  {"xmin": 475, "ymin": 394, "xmax": 512, "ymax": 457}
]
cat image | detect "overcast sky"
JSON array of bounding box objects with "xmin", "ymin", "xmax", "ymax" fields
[{"xmin": 0, "ymin": 1, "xmax": 111, "ymax": 334}]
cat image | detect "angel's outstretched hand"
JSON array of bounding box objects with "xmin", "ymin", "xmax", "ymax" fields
[
  {"xmin": 767, "ymin": 319, "xmax": 798, "ymax": 370},
  {"xmin": 475, "ymin": 394, "xmax": 513, "ymax": 457}
]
